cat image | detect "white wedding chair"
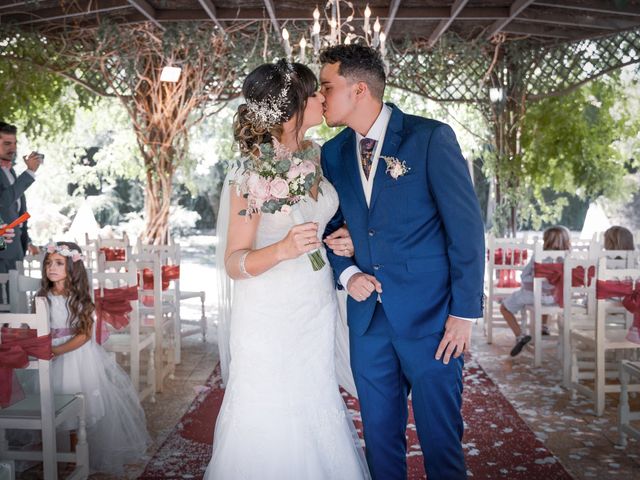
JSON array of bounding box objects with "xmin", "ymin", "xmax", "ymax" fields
[
  {"xmin": 0, "ymin": 298, "xmax": 89, "ymax": 479},
  {"xmin": 96, "ymin": 233, "xmax": 131, "ymax": 273},
  {"xmin": 561, "ymin": 253, "xmax": 597, "ymax": 388},
  {"xmin": 137, "ymin": 238, "xmax": 207, "ymax": 364},
  {"xmin": 484, "ymin": 233, "xmax": 536, "ymax": 344},
  {"xmin": 0, "ymin": 274, "xmax": 10, "ymax": 313},
  {"xmin": 618, "ymin": 359, "xmax": 640, "ymax": 446},
  {"xmin": 92, "ymin": 262, "xmax": 156, "ymax": 402},
  {"xmin": 17, "ymin": 252, "xmax": 45, "ymax": 278},
  {"xmin": 570, "ymin": 257, "xmax": 640, "ymax": 416},
  {"xmin": 523, "ymin": 242, "xmax": 569, "ymax": 367},
  {"xmin": 131, "ymin": 250, "xmax": 177, "ymax": 392},
  {"xmin": 8, "ymin": 270, "xmax": 40, "ymax": 314}
]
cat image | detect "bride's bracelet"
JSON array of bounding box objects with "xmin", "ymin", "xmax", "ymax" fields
[{"xmin": 239, "ymin": 250, "xmax": 253, "ymax": 278}]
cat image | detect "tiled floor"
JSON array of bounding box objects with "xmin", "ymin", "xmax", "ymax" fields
[{"xmin": 473, "ymin": 324, "xmax": 640, "ymax": 479}]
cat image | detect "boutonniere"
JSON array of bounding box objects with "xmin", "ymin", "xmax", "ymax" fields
[{"xmin": 381, "ymin": 156, "xmax": 410, "ymax": 180}]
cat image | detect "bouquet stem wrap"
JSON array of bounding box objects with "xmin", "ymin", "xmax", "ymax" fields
[{"xmin": 292, "ymin": 206, "xmax": 325, "ymax": 272}]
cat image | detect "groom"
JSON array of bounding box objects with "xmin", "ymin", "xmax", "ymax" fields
[{"xmin": 320, "ymin": 45, "xmax": 484, "ymax": 480}]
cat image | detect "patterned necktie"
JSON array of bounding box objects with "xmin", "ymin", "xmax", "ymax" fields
[{"xmin": 359, "ymin": 137, "xmax": 377, "ymax": 179}]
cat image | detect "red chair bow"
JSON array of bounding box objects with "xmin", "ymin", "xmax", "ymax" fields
[
  {"xmin": 94, "ymin": 285, "xmax": 139, "ymax": 345},
  {"xmin": 534, "ymin": 263, "xmax": 596, "ymax": 307},
  {"xmin": 139, "ymin": 265, "xmax": 180, "ymax": 307},
  {"xmin": 0, "ymin": 328, "xmax": 52, "ymax": 407},
  {"xmin": 596, "ymin": 280, "xmax": 640, "ymax": 344},
  {"xmin": 490, "ymin": 248, "xmax": 528, "ymax": 288},
  {"xmin": 100, "ymin": 247, "xmax": 126, "ymax": 261}
]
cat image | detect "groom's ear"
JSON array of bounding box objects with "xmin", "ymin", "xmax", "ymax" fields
[{"xmin": 355, "ymin": 81, "xmax": 369, "ymax": 98}]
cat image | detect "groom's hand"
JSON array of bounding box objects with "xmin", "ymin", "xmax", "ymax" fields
[
  {"xmin": 435, "ymin": 316, "xmax": 472, "ymax": 365},
  {"xmin": 347, "ymin": 273, "xmax": 382, "ymax": 302}
]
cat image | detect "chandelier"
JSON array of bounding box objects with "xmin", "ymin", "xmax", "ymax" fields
[{"xmin": 281, "ymin": 1, "xmax": 386, "ymax": 63}]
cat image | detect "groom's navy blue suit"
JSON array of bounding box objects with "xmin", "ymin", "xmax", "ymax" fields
[{"xmin": 322, "ymin": 104, "xmax": 485, "ymax": 479}]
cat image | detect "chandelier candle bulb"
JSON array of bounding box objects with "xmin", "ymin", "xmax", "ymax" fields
[
  {"xmin": 299, "ymin": 37, "xmax": 307, "ymax": 63},
  {"xmin": 364, "ymin": 4, "xmax": 371, "ymax": 34},
  {"xmin": 312, "ymin": 21, "xmax": 321, "ymax": 54},
  {"xmin": 373, "ymin": 17, "xmax": 380, "ymax": 48},
  {"xmin": 282, "ymin": 28, "xmax": 292, "ymax": 58},
  {"xmin": 380, "ymin": 32, "xmax": 386, "ymax": 56}
]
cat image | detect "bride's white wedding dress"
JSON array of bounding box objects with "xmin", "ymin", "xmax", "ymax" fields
[{"xmin": 206, "ymin": 162, "xmax": 369, "ymax": 479}]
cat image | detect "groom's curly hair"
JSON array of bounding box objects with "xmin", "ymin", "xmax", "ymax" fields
[{"xmin": 319, "ymin": 44, "xmax": 386, "ymax": 100}]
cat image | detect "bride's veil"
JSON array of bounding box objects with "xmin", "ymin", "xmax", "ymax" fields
[
  {"xmin": 215, "ymin": 163, "xmax": 358, "ymax": 398},
  {"xmin": 215, "ymin": 166, "xmax": 238, "ymax": 386}
]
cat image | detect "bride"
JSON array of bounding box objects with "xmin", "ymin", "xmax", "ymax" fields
[{"xmin": 206, "ymin": 59, "xmax": 370, "ymax": 479}]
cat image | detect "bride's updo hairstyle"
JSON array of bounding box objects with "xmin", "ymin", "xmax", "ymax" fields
[{"xmin": 234, "ymin": 58, "xmax": 318, "ymax": 157}]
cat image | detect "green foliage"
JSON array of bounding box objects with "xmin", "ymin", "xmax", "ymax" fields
[
  {"xmin": 0, "ymin": 57, "xmax": 97, "ymax": 138},
  {"xmin": 508, "ymin": 73, "xmax": 639, "ymax": 230}
]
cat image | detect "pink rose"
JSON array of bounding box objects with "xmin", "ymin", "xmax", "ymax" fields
[
  {"xmin": 269, "ymin": 177, "xmax": 290, "ymax": 199},
  {"xmin": 280, "ymin": 204, "xmax": 292, "ymax": 215},
  {"xmin": 287, "ymin": 164, "xmax": 302, "ymax": 180},
  {"xmin": 299, "ymin": 160, "xmax": 316, "ymax": 176},
  {"xmin": 247, "ymin": 173, "xmax": 270, "ymax": 201}
]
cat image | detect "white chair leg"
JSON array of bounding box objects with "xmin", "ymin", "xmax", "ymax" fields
[
  {"xmin": 76, "ymin": 395, "xmax": 90, "ymax": 478},
  {"xmin": 595, "ymin": 347, "xmax": 606, "ymax": 416},
  {"xmin": 618, "ymin": 363, "xmax": 629, "ymax": 447}
]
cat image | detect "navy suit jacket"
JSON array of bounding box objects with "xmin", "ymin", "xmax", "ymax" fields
[
  {"xmin": 321, "ymin": 104, "xmax": 485, "ymax": 338},
  {"xmin": 0, "ymin": 167, "xmax": 33, "ymax": 265}
]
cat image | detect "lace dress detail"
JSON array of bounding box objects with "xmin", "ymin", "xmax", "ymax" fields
[{"xmin": 205, "ymin": 157, "xmax": 369, "ymax": 479}]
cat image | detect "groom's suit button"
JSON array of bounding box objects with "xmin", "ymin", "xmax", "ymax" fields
[
  {"xmin": 368, "ymin": 229, "xmax": 375, "ymax": 236},
  {"xmin": 373, "ymin": 264, "xmax": 380, "ymax": 270}
]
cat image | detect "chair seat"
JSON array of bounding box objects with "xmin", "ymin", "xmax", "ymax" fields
[
  {"xmin": 0, "ymin": 394, "xmax": 78, "ymax": 418},
  {"xmin": 179, "ymin": 290, "xmax": 204, "ymax": 301},
  {"xmin": 103, "ymin": 331, "xmax": 154, "ymax": 351},
  {"xmin": 572, "ymin": 328, "xmax": 638, "ymax": 349}
]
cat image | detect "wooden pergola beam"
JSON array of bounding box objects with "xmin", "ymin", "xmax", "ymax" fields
[
  {"xmin": 262, "ymin": 0, "xmax": 281, "ymax": 35},
  {"xmin": 383, "ymin": 0, "xmax": 402, "ymax": 37},
  {"xmin": 534, "ymin": 0, "xmax": 640, "ymax": 17},
  {"xmin": 12, "ymin": 1, "xmax": 130, "ymax": 26},
  {"xmin": 196, "ymin": 0, "xmax": 225, "ymax": 31},
  {"xmin": 501, "ymin": 21, "xmax": 589, "ymax": 39},
  {"xmin": 427, "ymin": 0, "xmax": 470, "ymax": 48},
  {"xmin": 485, "ymin": 0, "xmax": 536, "ymax": 39},
  {"xmin": 518, "ymin": 7, "xmax": 640, "ymax": 31},
  {"xmin": 127, "ymin": 0, "xmax": 164, "ymax": 30}
]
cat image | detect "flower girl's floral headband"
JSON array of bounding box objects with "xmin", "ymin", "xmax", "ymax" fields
[
  {"xmin": 245, "ymin": 61, "xmax": 294, "ymax": 130},
  {"xmin": 46, "ymin": 243, "xmax": 84, "ymax": 262}
]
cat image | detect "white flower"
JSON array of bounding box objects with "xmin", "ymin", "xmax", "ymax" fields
[{"xmin": 381, "ymin": 156, "xmax": 410, "ymax": 179}]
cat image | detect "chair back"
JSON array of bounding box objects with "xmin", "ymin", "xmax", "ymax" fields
[
  {"xmin": 8, "ymin": 271, "xmax": 42, "ymax": 314},
  {"xmin": 0, "ymin": 273, "xmax": 9, "ymax": 313},
  {"xmin": 596, "ymin": 257, "xmax": 640, "ymax": 332},
  {"xmin": 17, "ymin": 252, "xmax": 45, "ymax": 278}
]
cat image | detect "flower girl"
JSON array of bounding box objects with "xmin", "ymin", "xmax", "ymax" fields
[{"xmin": 39, "ymin": 241, "xmax": 150, "ymax": 474}]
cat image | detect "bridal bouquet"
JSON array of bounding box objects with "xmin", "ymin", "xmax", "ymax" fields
[{"xmin": 235, "ymin": 140, "xmax": 325, "ymax": 271}]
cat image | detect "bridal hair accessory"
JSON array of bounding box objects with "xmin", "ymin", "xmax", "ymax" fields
[
  {"xmin": 381, "ymin": 156, "xmax": 411, "ymax": 179},
  {"xmin": 245, "ymin": 61, "xmax": 294, "ymax": 130},
  {"xmin": 46, "ymin": 242, "xmax": 83, "ymax": 262}
]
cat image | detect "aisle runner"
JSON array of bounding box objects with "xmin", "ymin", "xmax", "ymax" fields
[{"xmin": 140, "ymin": 357, "xmax": 572, "ymax": 479}]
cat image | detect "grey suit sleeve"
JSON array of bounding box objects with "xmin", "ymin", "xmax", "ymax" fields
[{"xmin": 0, "ymin": 171, "xmax": 35, "ymax": 205}]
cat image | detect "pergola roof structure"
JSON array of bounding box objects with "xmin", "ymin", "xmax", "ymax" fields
[{"xmin": 2, "ymin": 1, "xmax": 640, "ymax": 46}]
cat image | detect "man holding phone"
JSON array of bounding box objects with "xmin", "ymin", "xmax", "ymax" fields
[{"xmin": 0, "ymin": 121, "xmax": 41, "ymax": 272}]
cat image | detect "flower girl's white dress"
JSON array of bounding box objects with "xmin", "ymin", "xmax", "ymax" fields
[
  {"xmin": 49, "ymin": 293, "xmax": 150, "ymax": 475},
  {"xmin": 205, "ymin": 168, "xmax": 369, "ymax": 479}
]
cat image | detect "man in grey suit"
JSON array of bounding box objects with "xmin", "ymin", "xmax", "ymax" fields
[{"xmin": 0, "ymin": 122, "xmax": 41, "ymax": 273}]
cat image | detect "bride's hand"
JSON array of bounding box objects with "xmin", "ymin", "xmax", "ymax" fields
[
  {"xmin": 278, "ymin": 222, "xmax": 322, "ymax": 260},
  {"xmin": 324, "ymin": 225, "xmax": 354, "ymax": 257}
]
